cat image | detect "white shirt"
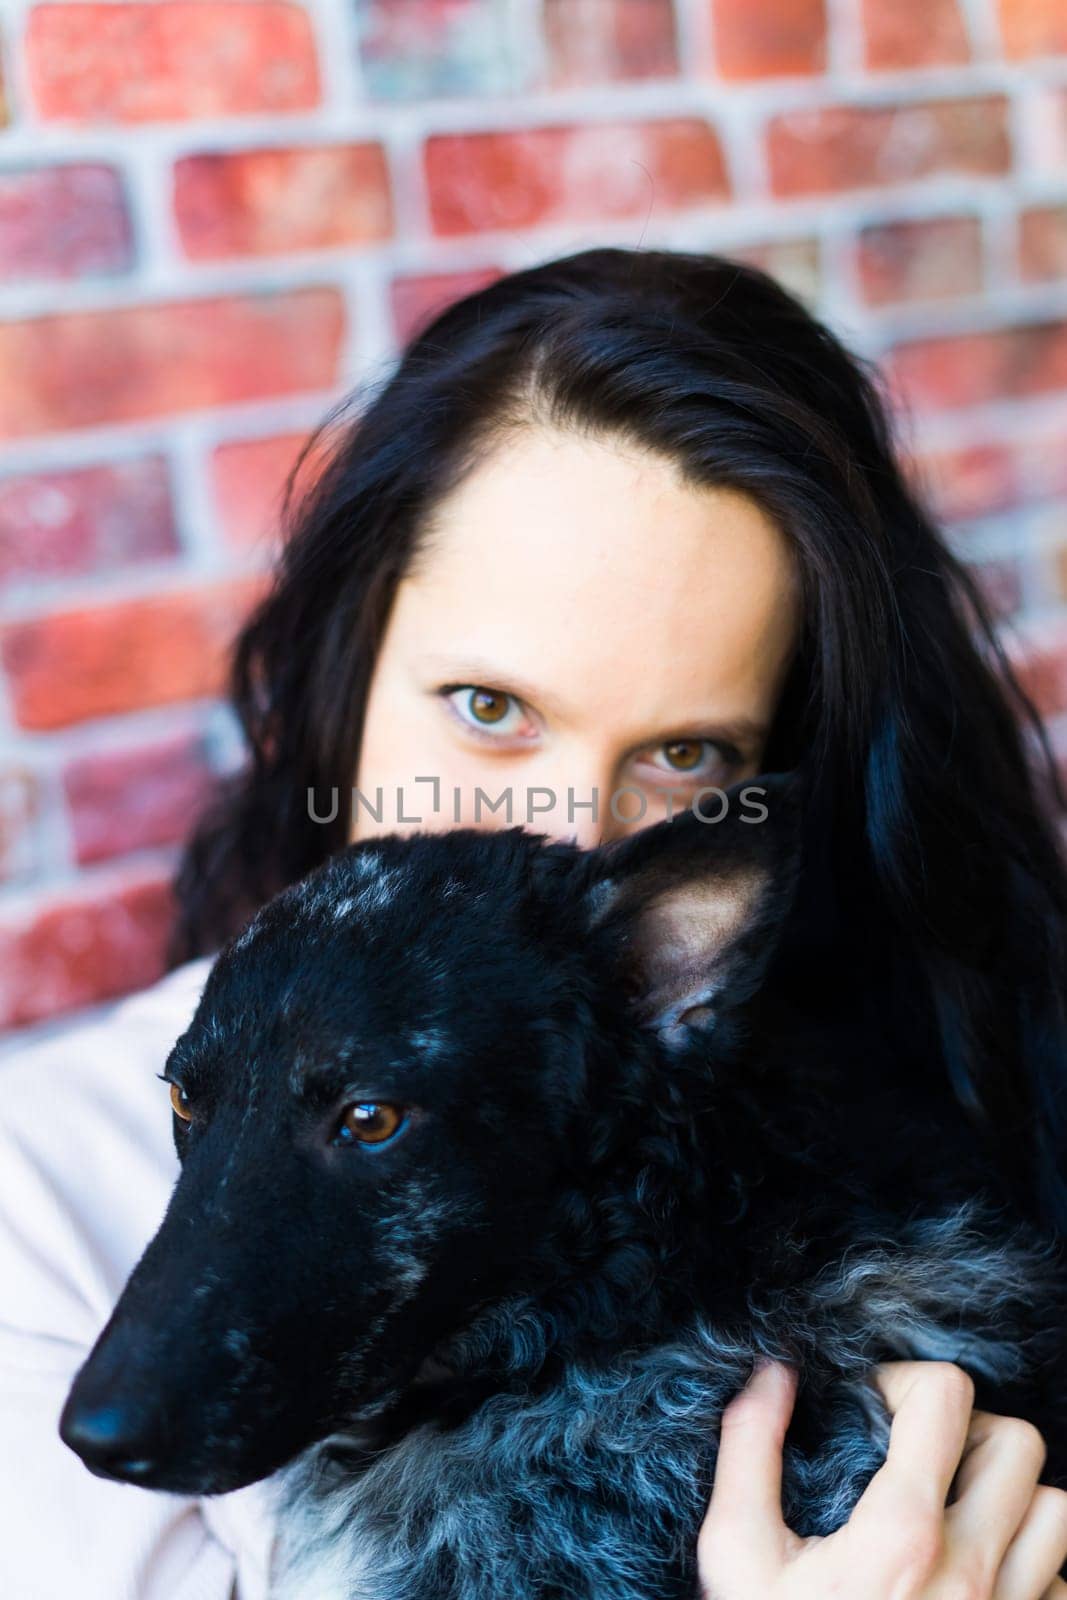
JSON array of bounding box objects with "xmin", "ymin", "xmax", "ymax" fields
[{"xmin": 0, "ymin": 956, "xmax": 280, "ymax": 1600}]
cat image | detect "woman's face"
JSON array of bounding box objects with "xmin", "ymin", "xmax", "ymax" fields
[{"xmin": 350, "ymin": 428, "xmax": 800, "ymax": 849}]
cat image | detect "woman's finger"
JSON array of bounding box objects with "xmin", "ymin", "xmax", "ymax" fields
[
  {"xmin": 946, "ymin": 1410, "xmax": 1047, "ymax": 1580},
  {"xmin": 856, "ymin": 1361, "xmax": 977, "ymax": 1521},
  {"xmin": 992, "ymin": 1485, "xmax": 1067, "ymax": 1600},
  {"xmin": 700, "ymin": 1361, "xmax": 797, "ymax": 1549}
]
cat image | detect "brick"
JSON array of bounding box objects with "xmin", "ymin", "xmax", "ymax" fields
[
  {"xmin": 767, "ymin": 97, "xmax": 1011, "ymax": 198},
  {"xmin": 905, "ymin": 442, "xmax": 1019, "ymax": 522},
  {"xmin": 967, "ymin": 556, "xmax": 1022, "ymax": 620},
  {"xmin": 210, "ymin": 432, "xmax": 310, "ymax": 551},
  {"xmin": 425, "ymin": 119, "xmax": 729, "ymax": 236},
  {"xmin": 711, "ymin": 0, "xmax": 826, "ymax": 78},
  {"xmin": 0, "ymin": 574, "xmax": 268, "ymax": 730},
  {"xmin": 543, "ymin": 0, "xmax": 678, "ymax": 86},
  {"xmin": 0, "ymin": 164, "xmax": 132, "ymax": 283},
  {"xmin": 909, "ymin": 425, "xmax": 1067, "ymax": 520},
  {"xmin": 174, "ymin": 144, "xmax": 393, "ymax": 261},
  {"xmin": 26, "ymin": 2, "xmax": 320, "ymax": 123},
  {"xmin": 63, "ymin": 730, "xmax": 217, "ymax": 866},
  {"xmin": 722, "ymin": 238, "xmax": 822, "ymax": 307},
  {"xmin": 998, "ymin": 0, "xmax": 1067, "ymax": 58},
  {"xmin": 886, "ymin": 320, "xmax": 1067, "ymax": 410},
  {"xmin": 0, "ymin": 458, "xmax": 177, "ymax": 587},
  {"xmin": 0, "ymin": 766, "xmax": 41, "ymax": 884},
  {"xmin": 0, "ymin": 290, "xmax": 345, "ymax": 440},
  {"xmin": 1020, "ymin": 205, "xmax": 1067, "ymax": 282},
  {"xmin": 861, "ymin": 0, "xmax": 970, "ymax": 68},
  {"xmin": 1013, "ymin": 630, "xmax": 1067, "ymax": 720},
  {"xmin": 855, "ymin": 215, "xmax": 983, "ymax": 306},
  {"xmin": 356, "ymin": 0, "xmax": 517, "ymax": 99},
  {"xmin": 389, "ymin": 266, "xmax": 504, "ymax": 346},
  {"xmin": 0, "ymin": 871, "xmax": 176, "ymax": 1029}
]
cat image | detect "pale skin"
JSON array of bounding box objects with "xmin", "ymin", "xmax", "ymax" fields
[{"xmin": 350, "ymin": 426, "xmax": 1067, "ymax": 1599}]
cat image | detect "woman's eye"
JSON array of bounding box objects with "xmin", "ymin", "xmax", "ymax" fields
[
  {"xmin": 169, "ymin": 1082, "xmax": 193, "ymax": 1122},
  {"xmin": 662, "ymin": 739, "xmax": 707, "ymax": 771},
  {"xmin": 335, "ymin": 1102, "xmax": 407, "ymax": 1147},
  {"xmin": 643, "ymin": 739, "xmax": 738, "ymax": 781},
  {"xmin": 444, "ymin": 686, "xmax": 529, "ymax": 739}
]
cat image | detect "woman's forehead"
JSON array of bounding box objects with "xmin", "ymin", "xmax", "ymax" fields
[{"xmin": 394, "ymin": 429, "xmax": 801, "ymax": 731}]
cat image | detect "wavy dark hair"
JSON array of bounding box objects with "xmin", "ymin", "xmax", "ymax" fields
[{"xmin": 167, "ymin": 246, "xmax": 1067, "ymax": 1234}]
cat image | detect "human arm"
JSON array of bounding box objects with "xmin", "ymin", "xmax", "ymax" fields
[{"xmin": 0, "ymin": 964, "xmax": 277, "ymax": 1600}]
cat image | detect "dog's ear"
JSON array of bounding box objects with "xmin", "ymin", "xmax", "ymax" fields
[{"xmin": 565, "ymin": 773, "xmax": 803, "ymax": 1045}]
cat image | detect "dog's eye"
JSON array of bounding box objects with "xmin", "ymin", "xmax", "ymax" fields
[
  {"xmin": 169, "ymin": 1083, "xmax": 193, "ymax": 1122},
  {"xmin": 336, "ymin": 1102, "xmax": 406, "ymax": 1147}
]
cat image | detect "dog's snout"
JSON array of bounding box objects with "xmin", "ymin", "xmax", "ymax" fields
[{"xmin": 59, "ymin": 1397, "xmax": 162, "ymax": 1484}]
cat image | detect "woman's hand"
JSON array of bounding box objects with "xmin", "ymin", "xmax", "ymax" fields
[{"xmin": 698, "ymin": 1359, "xmax": 1067, "ymax": 1599}]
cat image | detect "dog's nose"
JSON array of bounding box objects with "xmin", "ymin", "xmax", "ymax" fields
[{"xmin": 59, "ymin": 1401, "xmax": 161, "ymax": 1483}]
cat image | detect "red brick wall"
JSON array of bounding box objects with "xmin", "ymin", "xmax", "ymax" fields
[{"xmin": 0, "ymin": 0, "xmax": 1065, "ymax": 1031}]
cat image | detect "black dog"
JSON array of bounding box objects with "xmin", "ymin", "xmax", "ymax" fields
[{"xmin": 60, "ymin": 775, "xmax": 1066, "ymax": 1599}]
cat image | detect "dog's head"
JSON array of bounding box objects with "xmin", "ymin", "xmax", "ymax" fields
[{"xmin": 60, "ymin": 774, "xmax": 800, "ymax": 1494}]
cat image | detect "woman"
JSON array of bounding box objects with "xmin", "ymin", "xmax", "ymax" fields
[{"xmin": 1, "ymin": 246, "xmax": 1065, "ymax": 1599}]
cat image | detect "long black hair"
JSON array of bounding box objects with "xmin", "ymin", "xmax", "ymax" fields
[{"xmin": 167, "ymin": 247, "xmax": 1067, "ymax": 1233}]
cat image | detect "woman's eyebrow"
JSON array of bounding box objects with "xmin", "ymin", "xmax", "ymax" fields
[{"xmin": 418, "ymin": 653, "xmax": 768, "ymax": 752}]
